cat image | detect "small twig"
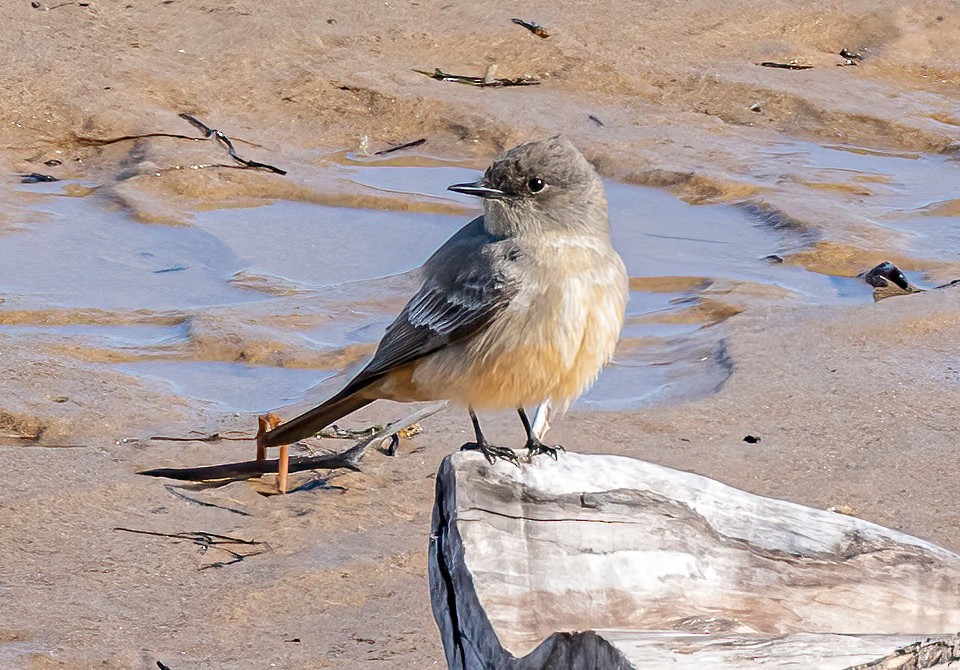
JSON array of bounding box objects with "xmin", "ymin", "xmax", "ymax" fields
[
  {"xmin": 73, "ymin": 113, "xmax": 286, "ymax": 175},
  {"xmin": 149, "ymin": 431, "xmax": 252, "ymax": 442},
  {"xmin": 178, "ymin": 113, "xmax": 216, "ymax": 136},
  {"xmin": 588, "ymin": 114, "xmax": 604, "ymax": 127},
  {"xmin": 511, "ymin": 18, "xmax": 550, "ymax": 38},
  {"xmin": 178, "ymin": 114, "xmax": 286, "ymax": 174},
  {"xmin": 74, "ymin": 131, "xmax": 260, "ymax": 149},
  {"xmin": 414, "ymin": 68, "xmax": 540, "ymax": 87},
  {"xmin": 199, "ymin": 547, "xmax": 263, "ymax": 569},
  {"xmin": 19, "ymin": 173, "xmax": 58, "ymax": 184},
  {"xmin": 31, "ymin": 1, "xmax": 90, "ymax": 9},
  {"xmin": 374, "ymin": 138, "xmax": 427, "ymax": 155},
  {"xmin": 114, "ymin": 527, "xmax": 262, "ymax": 545},
  {"xmin": 164, "ymin": 484, "xmax": 252, "ymax": 516},
  {"xmin": 113, "ymin": 527, "xmax": 269, "ymax": 568},
  {"xmin": 757, "ymin": 61, "xmax": 814, "ymax": 70},
  {"xmin": 138, "ymin": 401, "xmax": 447, "ymax": 485},
  {"xmin": 138, "ymin": 449, "xmax": 361, "ymax": 482},
  {"xmin": 335, "ymin": 402, "xmax": 446, "ymax": 465},
  {"xmin": 75, "ymin": 131, "xmax": 206, "ymax": 146},
  {"xmin": 0, "ymin": 431, "xmax": 41, "ymax": 440}
]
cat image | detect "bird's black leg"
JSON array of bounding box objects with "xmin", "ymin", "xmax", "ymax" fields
[
  {"xmin": 460, "ymin": 408, "xmax": 520, "ymax": 466},
  {"xmin": 519, "ymin": 408, "xmax": 564, "ymax": 460}
]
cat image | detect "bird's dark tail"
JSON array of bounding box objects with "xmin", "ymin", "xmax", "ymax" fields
[{"xmin": 258, "ymin": 388, "xmax": 373, "ymax": 448}]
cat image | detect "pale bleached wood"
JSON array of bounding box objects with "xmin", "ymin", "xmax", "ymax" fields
[
  {"xmin": 600, "ymin": 631, "xmax": 960, "ymax": 669},
  {"xmin": 429, "ymin": 452, "xmax": 960, "ymax": 669}
]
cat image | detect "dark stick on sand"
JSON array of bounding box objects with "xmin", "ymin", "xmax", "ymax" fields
[
  {"xmin": 511, "ymin": 18, "xmax": 550, "ymax": 38},
  {"xmin": 374, "ymin": 138, "xmax": 427, "ymax": 155},
  {"xmin": 139, "ymin": 449, "xmax": 363, "ymax": 482},
  {"xmin": 73, "ymin": 113, "xmax": 287, "ymax": 175},
  {"xmin": 414, "ymin": 67, "xmax": 540, "ymax": 87},
  {"xmin": 138, "ymin": 402, "xmax": 445, "ymax": 485},
  {"xmin": 114, "ymin": 528, "xmax": 269, "ymax": 569},
  {"xmin": 757, "ymin": 61, "xmax": 814, "ymax": 70}
]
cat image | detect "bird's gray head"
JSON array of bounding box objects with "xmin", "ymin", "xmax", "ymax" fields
[{"xmin": 448, "ymin": 136, "xmax": 607, "ymax": 236}]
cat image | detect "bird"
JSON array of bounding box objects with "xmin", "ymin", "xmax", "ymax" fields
[{"xmin": 258, "ymin": 135, "xmax": 629, "ymax": 467}]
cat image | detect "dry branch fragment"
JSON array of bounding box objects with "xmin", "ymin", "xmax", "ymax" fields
[
  {"xmin": 511, "ymin": 18, "xmax": 550, "ymax": 38},
  {"xmin": 19, "ymin": 172, "xmax": 58, "ymax": 183},
  {"xmin": 374, "ymin": 138, "xmax": 427, "ymax": 155},
  {"xmin": 113, "ymin": 527, "xmax": 269, "ymax": 569},
  {"xmin": 149, "ymin": 431, "xmax": 252, "ymax": 442},
  {"xmin": 138, "ymin": 402, "xmax": 446, "ymax": 487},
  {"xmin": 73, "ymin": 113, "xmax": 287, "ymax": 175},
  {"xmin": 138, "ymin": 449, "xmax": 361, "ymax": 482},
  {"xmin": 414, "ymin": 68, "xmax": 540, "ymax": 87},
  {"xmin": 758, "ymin": 60, "xmax": 814, "ymax": 70}
]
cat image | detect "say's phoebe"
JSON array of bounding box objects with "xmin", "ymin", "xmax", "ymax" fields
[{"xmin": 259, "ymin": 135, "xmax": 628, "ymax": 463}]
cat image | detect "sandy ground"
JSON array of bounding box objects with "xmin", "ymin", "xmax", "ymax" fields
[{"xmin": 1, "ymin": 0, "xmax": 960, "ymax": 668}]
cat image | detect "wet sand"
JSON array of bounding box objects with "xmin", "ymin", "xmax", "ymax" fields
[{"xmin": 1, "ymin": 1, "xmax": 960, "ymax": 668}]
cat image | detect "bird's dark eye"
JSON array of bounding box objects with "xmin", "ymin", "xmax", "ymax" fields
[{"xmin": 527, "ymin": 177, "xmax": 545, "ymax": 193}]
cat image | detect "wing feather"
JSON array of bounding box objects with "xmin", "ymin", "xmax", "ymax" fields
[{"xmin": 341, "ymin": 217, "xmax": 518, "ymax": 394}]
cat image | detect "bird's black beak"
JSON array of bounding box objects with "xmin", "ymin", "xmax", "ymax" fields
[{"xmin": 447, "ymin": 179, "xmax": 505, "ymax": 199}]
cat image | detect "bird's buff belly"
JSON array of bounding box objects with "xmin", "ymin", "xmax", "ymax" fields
[{"xmin": 371, "ymin": 292, "xmax": 623, "ymax": 410}]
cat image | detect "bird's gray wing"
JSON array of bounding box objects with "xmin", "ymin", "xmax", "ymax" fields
[
  {"xmin": 257, "ymin": 217, "xmax": 516, "ymax": 448},
  {"xmin": 343, "ymin": 220, "xmax": 517, "ymax": 394}
]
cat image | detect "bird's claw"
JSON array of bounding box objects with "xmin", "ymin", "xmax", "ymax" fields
[
  {"xmin": 525, "ymin": 439, "xmax": 564, "ymax": 460},
  {"xmin": 461, "ymin": 441, "xmax": 521, "ymax": 467}
]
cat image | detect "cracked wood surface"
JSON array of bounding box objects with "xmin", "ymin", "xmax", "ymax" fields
[{"xmin": 429, "ymin": 452, "xmax": 960, "ymax": 669}]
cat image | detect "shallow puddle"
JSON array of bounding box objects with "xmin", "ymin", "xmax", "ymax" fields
[
  {"xmin": 113, "ymin": 361, "xmax": 332, "ymax": 414},
  {"xmin": 0, "ymin": 190, "xmax": 258, "ymax": 311},
  {"xmin": 762, "ymin": 142, "xmax": 960, "ymax": 266},
  {"xmin": 2, "ymin": 146, "xmax": 957, "ymax": 425}
]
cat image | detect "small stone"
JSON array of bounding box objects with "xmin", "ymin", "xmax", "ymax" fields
[{"xmin": 749, "ymin": 103, "xmax": 762, "ymax": 112}]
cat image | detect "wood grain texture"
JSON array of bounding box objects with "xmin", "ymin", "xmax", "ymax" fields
[{"xmin": 429, "ymin": 452, "xmax": 960, "ymax": 669}]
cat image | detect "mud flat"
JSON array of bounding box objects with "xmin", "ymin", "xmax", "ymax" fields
[{"xmin": 1, "ymin": 1, "xmax": 959, "ymax": 668}]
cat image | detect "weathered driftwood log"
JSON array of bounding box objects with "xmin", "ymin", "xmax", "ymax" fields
[{"xmin": 429, "ymin": 452, "xmax": 960, "ymax": 669}]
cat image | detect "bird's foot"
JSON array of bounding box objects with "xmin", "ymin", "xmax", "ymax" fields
[
  {"xmin": 525, "ymin": 438, "xmax": 564, "ymax": 460},
  {"xmin": 461, "ymin": 441, "xmax": 521, "ymax": 467}
]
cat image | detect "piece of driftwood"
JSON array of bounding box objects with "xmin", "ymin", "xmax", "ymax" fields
[
  {"xmin": 139, "ymin": 402, "xmax": 445, "ymax": 485},
  {"xmin": 19, "ymin": 172, "xmax": 58, "ymax": 183},
  {"xmin": 413, "ymin": 68, "xmax": 540, "ymax": 87},
  {"xmin": 139, "ymin": 449, "xmax": 363, "ymax": 482},
  {"xmin": 73, "ymin": 113, "xmax": 287, "ymax": 175},
  {"xmin": 374, "ymin": 138, "xmax": 427, "ymax": 155},
  {"xmin": 757, "ymin": 60, "xmax": 814, "ymax": 70},
  {"xmin": 511, "ymin": 18, "xmax": 550, "ymax": 38},
  {"xmin": 429, "ymin": 452, "xmax": 960, "ymax": 669}
]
